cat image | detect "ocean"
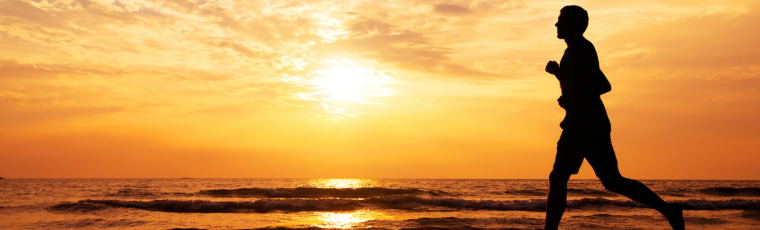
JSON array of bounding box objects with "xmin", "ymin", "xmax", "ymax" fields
[{"xmin": 1, "ymin": 178, "xmax": 759, "ymax": 229}]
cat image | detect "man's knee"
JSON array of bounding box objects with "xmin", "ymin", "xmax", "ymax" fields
[
  {"xmin": 599, "ymin": 175, "xmax": 626, "ymax": 192},
  {"xmin": 549, "ymin": 170, "xmax": 571, "ymax": 184}
]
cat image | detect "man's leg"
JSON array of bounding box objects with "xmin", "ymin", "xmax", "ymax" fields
[
  {"xmin": 545, "ymin": 170, "xmax": 571, "ymax": 230},
  {"xmin": 597, "ymin": 173, "xmax": 684, "ymax": 230},
  {"xmin": 589, "ymin": 141, "xmax": 685, "ymax": 230},
  {"xmin": 546, "ymin": 130, "xmax": 583, "ymax": 230}
]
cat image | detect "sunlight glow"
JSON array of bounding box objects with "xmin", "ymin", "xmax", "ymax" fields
[
  {"xmin": 313, "ymin": 14, "xmax": 349, "ymax": 42},
  {"xmin": 314, "ymin": 210, "xmax": 377, "ymax": 229},
  {"xmin": 284, "ymin": 59, "xmax": 397, "ymax": 119},
  {"xmin": 311, "ymin": 59, "xmax": 395, "ymax": 102},
  {"xmin": 306, "ymin": 179, "xmax": 375, "ymax": 189}
]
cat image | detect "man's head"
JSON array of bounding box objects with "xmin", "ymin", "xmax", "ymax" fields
[{"xmin": 556, "ymin": 5, "xmax": 588, "ymax": 39}]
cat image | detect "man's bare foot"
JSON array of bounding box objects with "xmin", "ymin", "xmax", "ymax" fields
[{"xmin": 663, "ymin": 204, "xmax": 685, "ymax": 230}]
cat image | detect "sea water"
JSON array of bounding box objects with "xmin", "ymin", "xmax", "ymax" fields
[{"xmin": 1, "ymin": 179, "xmax": 759, "ymax": 229}]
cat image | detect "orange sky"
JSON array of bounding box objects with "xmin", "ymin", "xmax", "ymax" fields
[{"xmin": 1, "ymin": 0, "xmax": 758, "ymax": 179}]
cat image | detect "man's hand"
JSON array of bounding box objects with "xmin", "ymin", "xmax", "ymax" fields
[{"xmin": 545, "ymin": 61, "xmax": 560, "ymax": 75}]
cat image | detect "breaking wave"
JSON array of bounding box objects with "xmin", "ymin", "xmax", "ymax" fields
[
  {"xmin": 504, "ymin": 188, "xmax": 618, "ymax": 197},
  {"xmin": 504, "ymin": 187, "xmax": 760, "ymax": 198},
  {"xmin": 503, "ymin": 189, "xmax": 547, "ymax": 196},
  {"xmin": 108, "ymin": 188, "xmax": 155, "ymax": 197},
  {"xmin": 197, "ymin": 187, "xmax": 444, "ymax": 198},
  {"xmin": 100, "ymin": 186, "xmax": 760, "ymax": 200},
  {"xmin": 54, "ymin": 197, "xmax": 760, "ymax": 213},
  {"xmin": 741, "ymin": 209, "xmax": 760, "ymax": 222},
  {"xmin": 49, "ymin": 202, "xmax": 110, "ymax": 212},
  {"xmin": 37, "ymin": 218, "xmax": 149, "ymax": 228},
  {"xmin": 699, "ymin": 187, "xmax": 760, "ymax": 197},
  {"xmin": 59, "ymin": 199, "xmax": 362, "ymax": 213}
]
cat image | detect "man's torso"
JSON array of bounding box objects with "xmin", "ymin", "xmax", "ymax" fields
[{"xmin": 559, "ymin": 39, "xmax": 611, "ymax": 133}]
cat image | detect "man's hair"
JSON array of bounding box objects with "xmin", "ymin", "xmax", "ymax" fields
[{"xmin": 560, "ymin": 5, "xmax": 588, "ymax": 34}]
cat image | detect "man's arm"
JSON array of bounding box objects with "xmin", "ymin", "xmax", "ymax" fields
[
  {"xmin": 590, "ymin": 69, "xmax": 611, "ymax": 95},
  {"xmin": 545, "ymin": 52, "xmax": 610, "ymax": 96},
  {"xmin": 545, "ymin": 61, "xmax": 576, "ymax": 92},
  {"xmin": 579, "ymin": 44, "xmax": 611, "ymax": 96}
]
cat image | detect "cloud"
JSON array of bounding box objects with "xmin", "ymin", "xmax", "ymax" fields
[
  {"xmin": 316, "ymin": 17, "xmax": 499, "ymax": 79},
  {"xmin": 473, "ymin": 59, "xmax": 541, "ymax": 76},
  {"xmin": 347, "ymin": 18, "xmax": 394, "ymax": 37},
  {"xmin": 598, "ymin": 7, "xmax": 760, "ymax": 71},
  {"xmin": 433, "ymin": 4, "xmax": 471, "ymax": 16},
  {"xmin": 0, "ymin": 105, "xmax": 125, "ymax": 127},
  {"xmin": 2, "ymin": 0, "xmax": 760, "ymax": 178}
]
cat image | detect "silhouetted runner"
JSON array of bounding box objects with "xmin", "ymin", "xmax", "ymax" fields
[{"xmin": 543, "ymin": 5, "xmax": 685, "ymax": 230}]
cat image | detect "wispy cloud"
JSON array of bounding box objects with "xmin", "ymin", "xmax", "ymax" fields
[{"xmin": 1, "ymin": 0, "xmax": 759, "ymax": 178}]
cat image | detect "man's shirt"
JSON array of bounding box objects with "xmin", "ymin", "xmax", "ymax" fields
[{"xmin": 559, "ymin": 38, "xmax": 611, "ymax": 133}]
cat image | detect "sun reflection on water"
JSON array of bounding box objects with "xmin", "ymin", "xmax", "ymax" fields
[
  {"xmin": 313, "ymin": 210, "xmax": 380, "ymax": 229},
  {"xmin": 307, "ymin": 179, "xmax": 375, "ymax": 189}
]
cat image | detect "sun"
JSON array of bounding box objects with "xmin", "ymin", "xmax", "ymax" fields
[
  {"xmin": 312, "ymin": 68, "xmax": 374, "ymax": 101},
  {"xmin": 284, "ymin": 59, "xmax": 396, "ymax": 118},
  {"xmin": 311, "ymin": 59, "xmax": 394, "ymax": 102}
]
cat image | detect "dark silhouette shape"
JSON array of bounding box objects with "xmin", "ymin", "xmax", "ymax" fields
[{"xmin": 544, "ymin": 5, "xmax": 684, "ymax": 230}]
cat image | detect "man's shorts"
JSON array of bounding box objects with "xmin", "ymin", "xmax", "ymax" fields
[{"xmin": 553, "ymin": 130, "xmax": 619, "ymax": 176}]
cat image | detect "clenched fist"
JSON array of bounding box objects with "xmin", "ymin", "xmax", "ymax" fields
[{"xmin": 545, "ymin": 61, "xmax": 560, "ymax": 75}]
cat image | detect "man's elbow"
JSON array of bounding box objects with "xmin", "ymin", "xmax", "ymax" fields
[{"xmin": 599, "ymin": 85, "xmax": 611, "ymax": 95}]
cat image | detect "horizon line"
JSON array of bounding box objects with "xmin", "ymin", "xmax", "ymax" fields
[{"xmin": 1, "ymin": 177, "xmax": 757, "ymax": 181}]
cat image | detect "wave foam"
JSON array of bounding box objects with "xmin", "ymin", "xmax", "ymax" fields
[
  {"xmin": 49, "ymin": 202, "xmax": 109, "ymax": 212},
  {"xmin": 376, "ymin": 197, "xmax": 760, "ymax": 211},
  {"xmin": 58, "ymin": 197, "xmax": 760, "ymax": 213},
  {"xmin": 72, "ymin": 199, "xmax": 362, "ymax": 213},
  {"xmin": 699, "ymin": 187, "xmax": 760, "ymax": 197},
  {"xmin": 198, "ymin": 187, "xmax": 438, "ymax": 198},
  {"xmin": 503, "ymin": 187, "xmax": 760, "ymax": 198},
  {"xmin": 39, "ymin": 218, "xmax": 149, "ymax": 228},
  {"xmin": 504, "ymin": 188, "xmax": 618, "ymax": 197},
  {"xmin": 108, "ymin": 188, "xmax": 155, "ymax": 197}
]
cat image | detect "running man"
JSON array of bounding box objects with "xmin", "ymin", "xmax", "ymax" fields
[{"xmin": 544, "ymin": 5, "xmax": 685, "ymax": 230}]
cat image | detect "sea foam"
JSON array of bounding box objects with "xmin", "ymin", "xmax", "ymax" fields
[
  {"xmin": 54, "ymin": 197, "xmax": 760, "ymax": 213},
  {"xmin": 198, "ymin": 187, "xmax": 444, "ymax": 198}
]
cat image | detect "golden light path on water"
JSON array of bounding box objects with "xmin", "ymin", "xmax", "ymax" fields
[
  {"xmin": 314, "ymin": 210, "xmax": 385, "ymax": 229},
  {"xmin": 282, "ymin": 59, "xmax": 396, "ymax": 119},
  {"xmin": 299, "ymin": 179, "xmax": 389, "ymax": 228},
  {"xmin": 306, "ymin": 178, "xmax": 376, "ymax": 188}
]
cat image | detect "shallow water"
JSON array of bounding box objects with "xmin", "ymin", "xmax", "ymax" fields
[{"xmin": 1, "ymin": 179, "xmax": 759, "ymax": 229}]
